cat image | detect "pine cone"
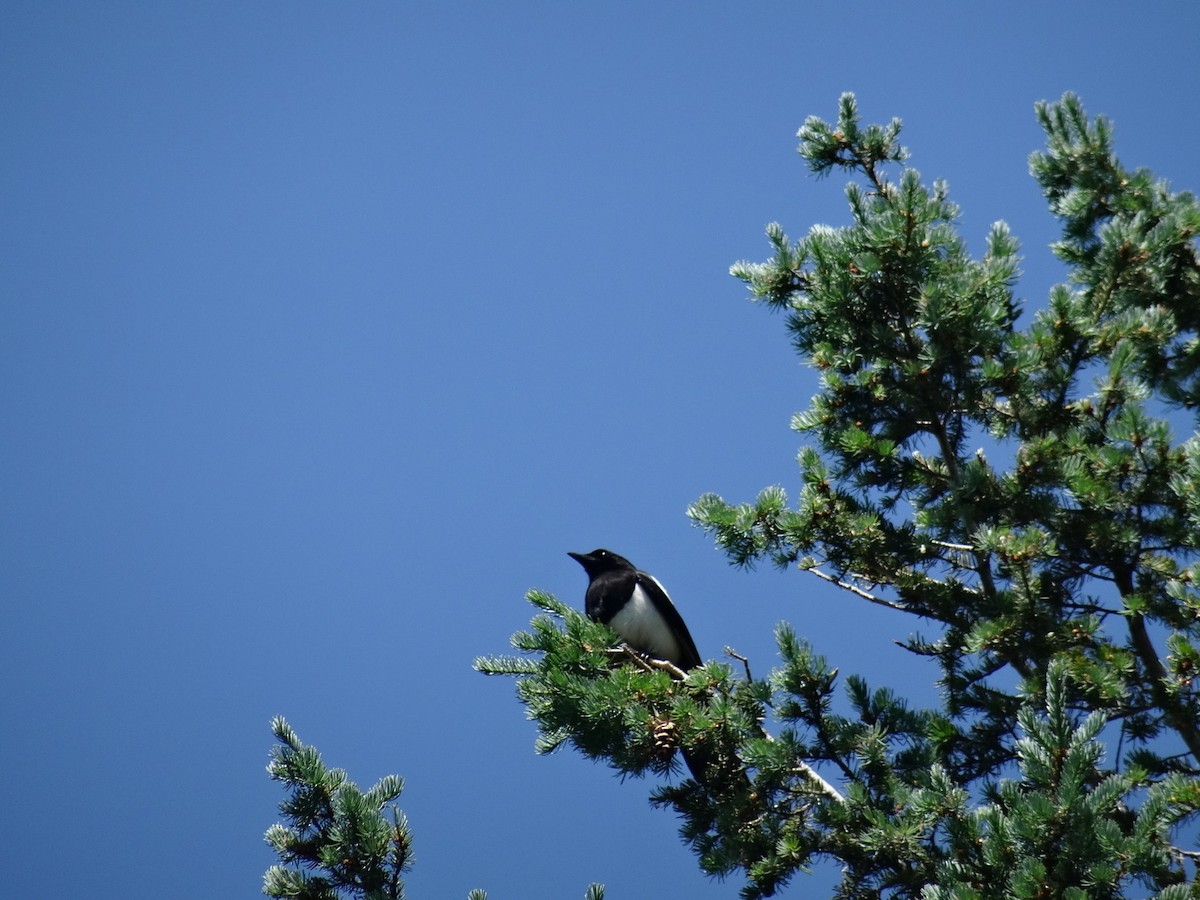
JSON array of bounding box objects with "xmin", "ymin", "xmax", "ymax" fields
[{"xmin": 650, "ymin": 717, "xmax": 679, "ymax": 763}]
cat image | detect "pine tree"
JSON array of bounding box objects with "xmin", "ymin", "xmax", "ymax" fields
[
  {"xmin": 478, "ymin": 93, "xmax": 1200, "ymax": 897},
  {"xmin": 263, "ymin": 721, "xmax": 612, "ymax": 899},
  {"xmin": 262, "ymin": 716, "xmax": 416, "ymax": 900},
  {"xmin": 262, "ymin": 716, "xmax": 610, "ymax": 899}
]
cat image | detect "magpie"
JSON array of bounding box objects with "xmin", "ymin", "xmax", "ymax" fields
[
  {"xmin": 569, "ymin": 548, "xmax": 722, "ymax": 786},
  {"xmin": 567, "ymin": 548, "xmax": 702, "ymax": 672}
]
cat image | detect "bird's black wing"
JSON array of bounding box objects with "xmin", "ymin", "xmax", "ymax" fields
[{"xmin": 635, "ymin": 571, "xmax": 703, "ymax": 670}]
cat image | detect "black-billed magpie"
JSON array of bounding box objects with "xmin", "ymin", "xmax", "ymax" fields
[
  {"xmin": 568, "ymin": 548, "xmax": 703, "ymax": 672},
  {"xmin": 569, "ymin": 549, "xmax": 756, "ymax": 791},
  {"xmin": 569, "ymin": 548, "xmax": 715, "ymax": 783}
]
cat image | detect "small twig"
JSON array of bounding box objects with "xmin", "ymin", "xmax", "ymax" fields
[
  {"xmin": 756, "ymin": 725, "xmax": 846, "ymax": 803},
  {"xmin": 928, "ymin": 539, "xmax": 975, "ymax": 552},
  {"xmin": 725, "ymin": 646, "xmax": 753, "ymax": 681},
  {"xmin": 794, "ymin": 760, "xmax": 845, "ymax": 803},
  {"xmin": 807, "ymin": 566, "xmax": 908, "ymax": 612},
  {"xmin": 604, "ymin": 645, "xmax": 688, "ymax": 680}
]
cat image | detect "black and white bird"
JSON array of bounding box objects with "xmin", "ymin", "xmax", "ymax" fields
[
  {"xmin": 568, "ymin": 548, "xmax": 747, "ymax": 788},
  {"xmin": 567, "ymin": 548, "xmax": 702, "ymax": 672}
]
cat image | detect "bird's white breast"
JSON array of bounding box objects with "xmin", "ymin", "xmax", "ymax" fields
[{"xmin": 608, "ymin": 583, "xmax": 682, "ymax": 665}]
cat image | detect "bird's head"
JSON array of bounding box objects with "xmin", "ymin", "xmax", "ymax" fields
[{"xmin": 567, "ymin": 548, "xmax": 633, "ymax": 576}]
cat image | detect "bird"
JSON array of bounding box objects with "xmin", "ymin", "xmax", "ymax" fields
[
  {"xmin": 569, "ymin": 548, "xmax": 721, "ymax": 785},
  {"xmin": 567, "ymin": 548, "xmax": 702, "ymax": 672}
]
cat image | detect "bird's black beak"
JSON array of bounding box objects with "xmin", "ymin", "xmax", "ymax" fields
[{"xmin": 568, "ymin": 550, "xmax": 601, "ymax": 573}]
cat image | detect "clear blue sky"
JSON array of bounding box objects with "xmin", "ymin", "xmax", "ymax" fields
[{"xmin": 3, "ymin": 3, "xmax": 1198, "ymax": 898}]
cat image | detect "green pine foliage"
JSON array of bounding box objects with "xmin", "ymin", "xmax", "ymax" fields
[
  {"xmin": 481, "ymin": 94, "xmax": 1200, "ymax": 897},
  {"xmin": 263, "ymin": 716, "xmax": 414, "ymax": 900},
  {"xmin": 262, "ymin": 715, "xmax": 605, "ymax": 899}
]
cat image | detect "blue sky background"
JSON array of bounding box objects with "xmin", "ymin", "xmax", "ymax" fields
[{"xmin": 3, "ymin": 4, "xmax": 1198, "ymax": 898}]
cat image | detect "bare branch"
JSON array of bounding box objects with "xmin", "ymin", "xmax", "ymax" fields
[
  {"xmin": 928, "ymin": 539, "xmax": 975, "ymax": 552},
  {"xmin": 605, "ymin": 645, "xmax": 688, "ymax": 680},
  {"xmin": 794, "ymin": 760, "xmax": 846, "ymax": 803},
  {"xmin": 755, "ymin": 721, "xmax": 846, "ymax": 803},
  {"xmin": 806, "ymin": 566, "xmax": 908, "ymax": 612},
  {"xmin": 725, "ymin": 646, "xmax": 754, "ymax": 682}
]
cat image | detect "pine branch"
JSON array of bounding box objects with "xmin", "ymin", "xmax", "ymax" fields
[
  {"xmin": 1127, "ymin": 611, "xmax": 1200, "ymax": 761},
  {"xmin": 804, "ymin": 565, "xmax": 908, "ymax": 612}
]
